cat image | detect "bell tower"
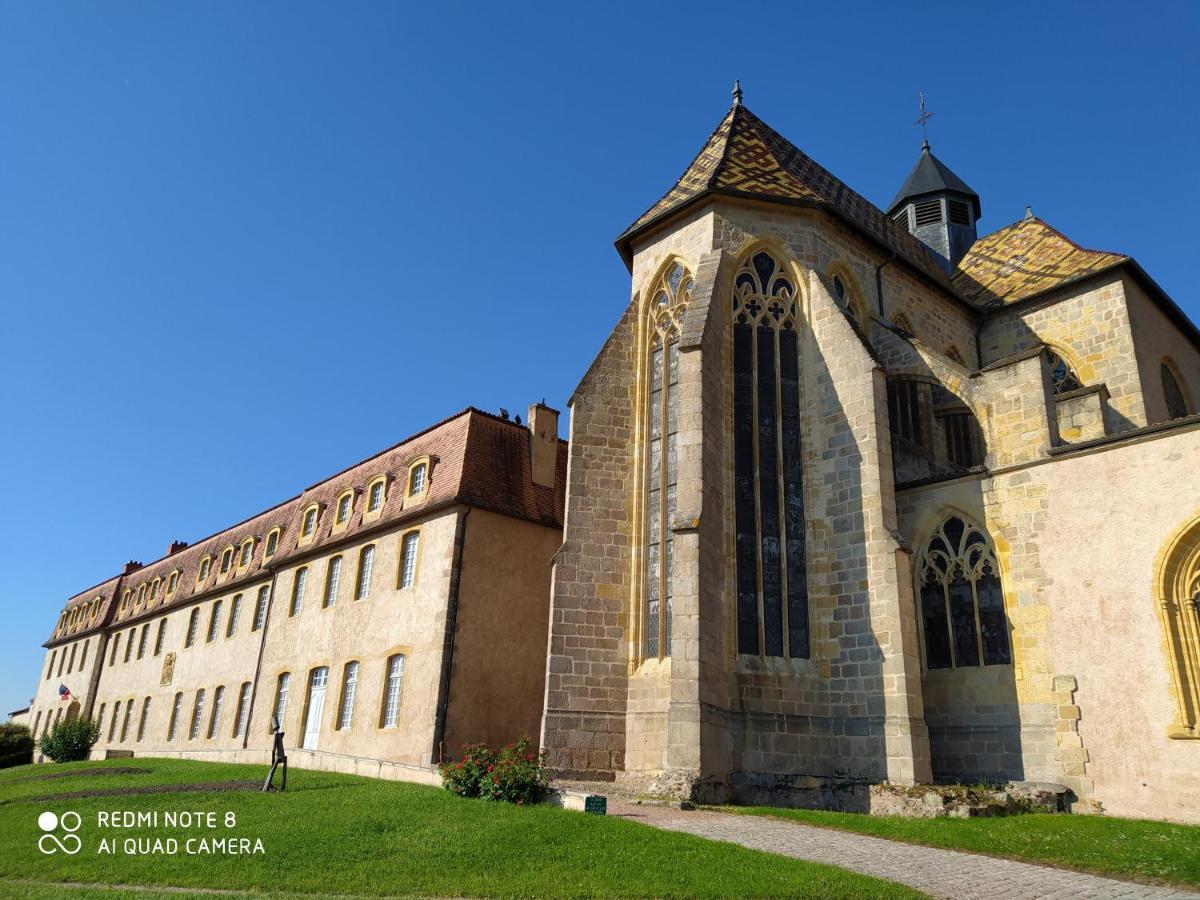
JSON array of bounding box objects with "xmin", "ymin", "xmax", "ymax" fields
[{"xmin": 887, "ymin": 140, "xmax": 981, "ymax": 271}]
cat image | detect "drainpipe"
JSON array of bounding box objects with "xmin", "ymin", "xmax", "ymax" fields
[
  {"xmin": 431, "ymin": 506, "xmax": 470, "ymax": 765},
  {"xmin": 240, "ymin": 568, "xmax": 281, "ymax": 752},
  {"xmin": 874, "ymin": 253, "xmax": 895, "ymax": 319}
]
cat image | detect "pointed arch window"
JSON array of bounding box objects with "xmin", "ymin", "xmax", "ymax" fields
[
  {"xmin": 1162, "ymin": 362, "xmax": 1190, "ymax": 420},
  {"xmin": 918, "ymin": 515, "xmax": 1010, "ymax": 669},
  {"xmin": 1047, "ymin": 351, "xmax": 1082, "ymax": 395},
  {"xmin": 1159, "ymin": 521, "xmax": 1200, "ymax": 738},
  {"xmin": 642, "ymin": 261, "xmax": 692, "ymax": 659},
  {"xmin": 733, "ymin": 251, "xmax": 809, "ymax": 659}
]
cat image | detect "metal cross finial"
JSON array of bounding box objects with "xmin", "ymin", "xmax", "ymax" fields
[
  {"xmin": 915, "ymin": 92, "xmax": 934, "ymax": 149},
  {"xmin": 732, "ymin": 80, "xmax": 743, "ymax": 107}
]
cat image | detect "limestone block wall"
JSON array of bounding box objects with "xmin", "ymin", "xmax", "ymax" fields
[
  {"xmin": 1055, "ymin": 386, "xmax": 1108, "ymax": 444},
  {"xmin": 1123, "ymin": 275, "xmax": 1200, "ymax": 424},
  {"xmin": 898, "ymin": 421, "xmax": 1200, "ymax": 823},
  {"xmin": 541, "ymin": 302, "xmax": 638, "ymax": 778},
  {"xmin": 975, "ymin": 352, "xmax": 1058, "ymax": 468},
  {"xmin": 442, "ymin": 509, "xmax": 560, "ymax": 755},
  {"xmin": 28, "ymin": 630, "xmax": 107, "ymax": 743},
  {"xmin": 979, "ymin": 276, "xmax": 1147, "ymax": 432}
]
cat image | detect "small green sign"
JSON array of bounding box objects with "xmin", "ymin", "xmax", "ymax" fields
[{"xmin": 584, "ymin": 795, "xmax": 607, "ymax": 815}]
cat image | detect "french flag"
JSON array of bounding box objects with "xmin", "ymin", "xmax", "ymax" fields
[{"xmin": 58, "ymin": 684, "xmax": 71, "ymax": 702}]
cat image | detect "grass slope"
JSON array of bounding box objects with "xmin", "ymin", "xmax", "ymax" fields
[
  {"xmin": 728, "ymin": 805, "xmax": 1200, "ymax": 887},
  {"xmin": 0, "ymin": 759, "xmax": 917, "ymax": 899}
]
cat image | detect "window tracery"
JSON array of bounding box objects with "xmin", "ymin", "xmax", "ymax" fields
[
  {"xmin": 1047, "ymin": 351, "xmax": 1082, "ymax": 395},
  {"xmin": 918, "ymin": 514, "xmax": 1010, "ymax": 669},
  {"xmin": 1160, "ymin": 521, "xmax": 1200, "ymax": 737},
  {"xmin": 642, "ymin": 261, "xmax": 692, "ymax": 659},
  {"xmin": 732, "ymin": 251, "xmax": 809, "ymax": 659}
]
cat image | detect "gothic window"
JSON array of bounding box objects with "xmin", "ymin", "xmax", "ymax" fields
[
  {"xmin": 1159, "ymin": 520, "xmax": 1200, "ymax": 737},
  {"xmin": 732, "ymin": 251, "xmax": 809, "ymax": 659},
  {"xmin": 831, "ymin": 272, "xmax": 865, "ymax": 328},
  {"xmin": 918, "ymin": 515, "xmax": 1010, "ymax": 669},
  {"xmin": 888, "ymin": 378, "xmax": 924, "ymax": 448},
  {"xmin": 1047, "ymin": 351, "xmax": 1082, "ymax": 395},
  {"xmin": 643, "ymin": 261, "xmax": 692, "ymax": 659},
  {"xmin": 1162, "ymin": 362, "xmax": 1189, "ymax": 420}
]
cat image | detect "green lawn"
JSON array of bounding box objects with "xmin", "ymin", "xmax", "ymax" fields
[
  {"xmin": 0, "ymin": 759, "xmax": 917, "ymax": 899},
  {"xmin": 726, "ymin": 805, "xmax": 1200, "ymax": 887}
]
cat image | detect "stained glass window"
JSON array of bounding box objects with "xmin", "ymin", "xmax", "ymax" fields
[
  {"xmin": 643, "ymin": 262, "xmax": 692, "ymax": 659},
  {"xmin": 918, "ymin": 515, "xmax": 1010, "ymax": 668},
  {"xmin": 732, "ymin": 251, "xmax": 809, "ymax": 659}
]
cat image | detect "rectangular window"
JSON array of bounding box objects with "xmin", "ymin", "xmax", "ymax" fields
[
  {"xmin": 120, "ymin": 699, "xmax": 134, "ymax": 742},
  {"xmin": 399, "ymin": 534, "xmax": 419, "ymax": 589},
  {"xmin": 168, "ymin": 692, "xmax": 183, "ymax": 741},
  {"xmin": 733, "ymin": 320, "xmax": 758, "ymax": 655},
  {"xmin": 136, "ymin": 697, "xmax": 151, "ymax": 742},
  {"xmin": 337, "ymin": 662, "xmax": 359, "ymax": 730},
  {"xmin": 323, "ymin": 557, "xmax": 342, "ymax": 608},
  {"xmin": 207, "ymin": 686, "xmax": 225, "ymax": 739},
  {"xmin": 206, "ymin": 601, "xmax": 223, "ymax": 642},
  {"xmin": 368, "ymin": 481, "xmax": 384, "ymax": 512},
  {"xmin": 227, "ymin": 594, "xmax": 242, "ymax": 637},
  {"xmin": 154, "ymin": 619, "xmax": 167, "ymax": 656},
  {"xmin": 252, "ymin": 586, "xmax": 269, "ymax": 631},
  {"xmin": 943, "ymin": 411, "xmax": 978, "ymax": 469},
  {"xmin": 273, "ymin": 673, "xmax": 290, "ymax": 731},
  {"xmin": 189, "ymin": 690, "xmax": 206, "ymax": 740},
  {"xmin": 108, "ymin": 701, "xmax": 121, "ymax": 742},
  {"xmin": 234, "ymin": 682, "xmax": 252, "ymax": 738},
  {"xmin": 137, "ymin": 625, "xmax": 149, "ymax": 660},
  {"xmin": 356, "ymin": 546, "xmax": 375, "ymax": 600},
  {"xmin": 290, "ymin": 568, "xmax": 307, "ymax": 616},
  {"xmin": 888, "ymin": 379, "xmax": 924, "ymax": 446},
  {"xmin": 381, "ymin": 655, "xmax": 405, "ymax": 728}
]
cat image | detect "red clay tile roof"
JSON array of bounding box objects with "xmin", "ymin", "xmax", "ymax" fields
[
  {"xmin": 45, "ymin": 408, "xmax": 565, "ymax": 645},
  {"xmin": 616, "ymin": 103, "xmax": 957, "ymax": 294},
  {"xmin": 953, "ymin": 216, "xmax": 1128, "ymax": 308}
]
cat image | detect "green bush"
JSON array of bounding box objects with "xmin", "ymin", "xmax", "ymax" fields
[
  {"xmin": 0, "ymin": 723, "xmax": 34, "ymax": 769},
  {"xmin": 439, "ymin": 738, "xmax": 549, "ymax": 805},
  {"xmin": 38, "ymin": 717, "xmax": 99, "ymax": 763}
]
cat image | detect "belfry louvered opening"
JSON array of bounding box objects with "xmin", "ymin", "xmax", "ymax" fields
[
  {"xmin": 732, "ymin": 251, "xmax": 809, "ymax": 659},
  {"xmin": 913, "ymin": 199, "xmax": 943, "ymax": 227}
]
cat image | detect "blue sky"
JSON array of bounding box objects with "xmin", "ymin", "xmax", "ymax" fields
[{"xmin": 1, "ymin": 1, "xmax": 1197, "ymax": 716}]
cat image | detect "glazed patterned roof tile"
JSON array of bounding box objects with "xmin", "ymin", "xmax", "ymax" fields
[
  {"xmin": 619, "ymin": 104, "xmax": 955, "ymax": 291},
  {"xmin": 953, "ymin": 216, "xmax": 1128, "ymax": 308}
]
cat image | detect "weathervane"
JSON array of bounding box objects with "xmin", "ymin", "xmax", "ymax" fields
[{"xmin": 915, "ymin": 92, "xmax": 934, "ymax": 149}]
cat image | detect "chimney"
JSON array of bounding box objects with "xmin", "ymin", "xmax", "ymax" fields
[
  {"xmin": 123, "ymin": 560, "xmax": 143, "ymax": 575},
  {"xmin": 527, "ymin": 402, "xmax": 560, "ymax": 488},
  {"xmin": 167, "ymin": 540, "xmax": 189, "ymax": 556}
]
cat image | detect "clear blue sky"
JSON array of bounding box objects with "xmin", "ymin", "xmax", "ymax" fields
[{"xmin": 2, "ymin": 2, "xmax": 1197, "ymax": 716}]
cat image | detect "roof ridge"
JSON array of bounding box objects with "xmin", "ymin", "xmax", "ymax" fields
[{"xmin": 974, "ymin": 215, "xmax": 1128, "ymax": 261}]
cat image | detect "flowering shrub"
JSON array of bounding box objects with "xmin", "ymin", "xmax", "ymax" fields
[{"xmin": 439, "ymin": 738, "xmax": 548, "ymax": 804}]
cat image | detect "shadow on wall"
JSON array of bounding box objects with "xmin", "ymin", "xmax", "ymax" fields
[{"xmin": 878, "ymin": 327, "xmax": 1027, "ymax": 788}]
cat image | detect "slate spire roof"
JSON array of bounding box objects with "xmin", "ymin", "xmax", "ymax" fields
[
  {"xmin": 615, "ymin": 102, "xmax": 956, "ymax": 291},
  {"xmin": 888, "ymin": 142, "xmax": 981, "ymax": 218}
]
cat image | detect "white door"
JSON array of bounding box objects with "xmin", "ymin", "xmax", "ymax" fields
[{"xmin": 302, "ymin": 667, "xmax": 328, "ymax": 750}]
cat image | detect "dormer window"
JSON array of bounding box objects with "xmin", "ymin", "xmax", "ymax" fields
[
  {"xmin": 197, "ymin": 556, "xmax": 212, "ymax": 584},
  {"xmin": 264, "ymin": 528, "xmax": 280, "ymax": 560},
  {"xmin": 302, "ymin": 505, "xmax": 319, "ymax": 539},
  {"xmin": 335, "ymin": 491, "xmax": 353, "ymax": 526},
  {"xmin": 238, "ymin": 539, "xmax": 254, "ymax": 569},
  {"xmin": 408, "ymin": 462, "xmax": 427, "ymax": 497},
  {"xmin": 220, "ymin": 547, "xmax": 234, "ymax": 575},
  {"xmin": 136, "ymin": 584, "xmax": 147, "ymax": 609},
  {"xmin": 167, "ymin": 571, "xmax": 179, "ymax": 595},
  {"xmin": 368, "ymin": 479, "xmax": 385, "ymax": 512}
]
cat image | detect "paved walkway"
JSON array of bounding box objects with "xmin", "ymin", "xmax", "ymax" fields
[{"xmin": 608, "ymin": 800, "xmax": 1198, "ymax": 899}]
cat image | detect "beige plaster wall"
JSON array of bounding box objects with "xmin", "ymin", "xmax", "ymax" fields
[
  {"xmin": 442, "ymin": 509, "xmax": 559, "ymax": 755},
  {"xmin": 898, "ymin": 422, "xmax": 1200, "ymax": 823},
  {"xmin": 28, "ymin": 632, "xmax": 105, "ymax": 743},
  {"xmin": 1123, "ymin": 275, "xmax": 1200, "ymax": 424}
]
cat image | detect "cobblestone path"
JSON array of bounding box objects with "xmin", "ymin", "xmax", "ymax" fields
[{"xmin": 608, "ymin": 801, "xmax": 1199, "ymax": 899}]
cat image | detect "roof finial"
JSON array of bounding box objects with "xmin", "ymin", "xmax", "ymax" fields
[
  {"xmin": 1024, "ymin": 204, "xmax": 1035, "ymax": 220},
  {"xmin": 916, "ymin": 91, "xmax": 934, "ymax": 150},
  {"xmin": 731, "ymin": 79, "xmax": 743, "ymax": 107}
]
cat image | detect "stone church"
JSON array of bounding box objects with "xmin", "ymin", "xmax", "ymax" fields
[
  {"xmin": 539, "ymin": 94, "xmax": 1200, "ymax": 824},
  {"xmin": 21, "ymin": 93, "xmax": 1200, "ymax": 826}
]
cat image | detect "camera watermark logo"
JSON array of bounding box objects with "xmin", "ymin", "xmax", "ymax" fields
[{"xmin": 38, "ymin": 811, "xmax": 82, "ymax": 855}]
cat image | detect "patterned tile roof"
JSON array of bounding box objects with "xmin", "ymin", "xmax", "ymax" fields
[
  {"xmin": 616, "ymin": 104, "xmax": 957, "ymax": 292},
  {"xmin": 953, "ymin": 216, "xmax": 1128, "ymax": 308},
  {"xmin": 45, "ymin": 408, "xmax": 566, "ymax": 645}
]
